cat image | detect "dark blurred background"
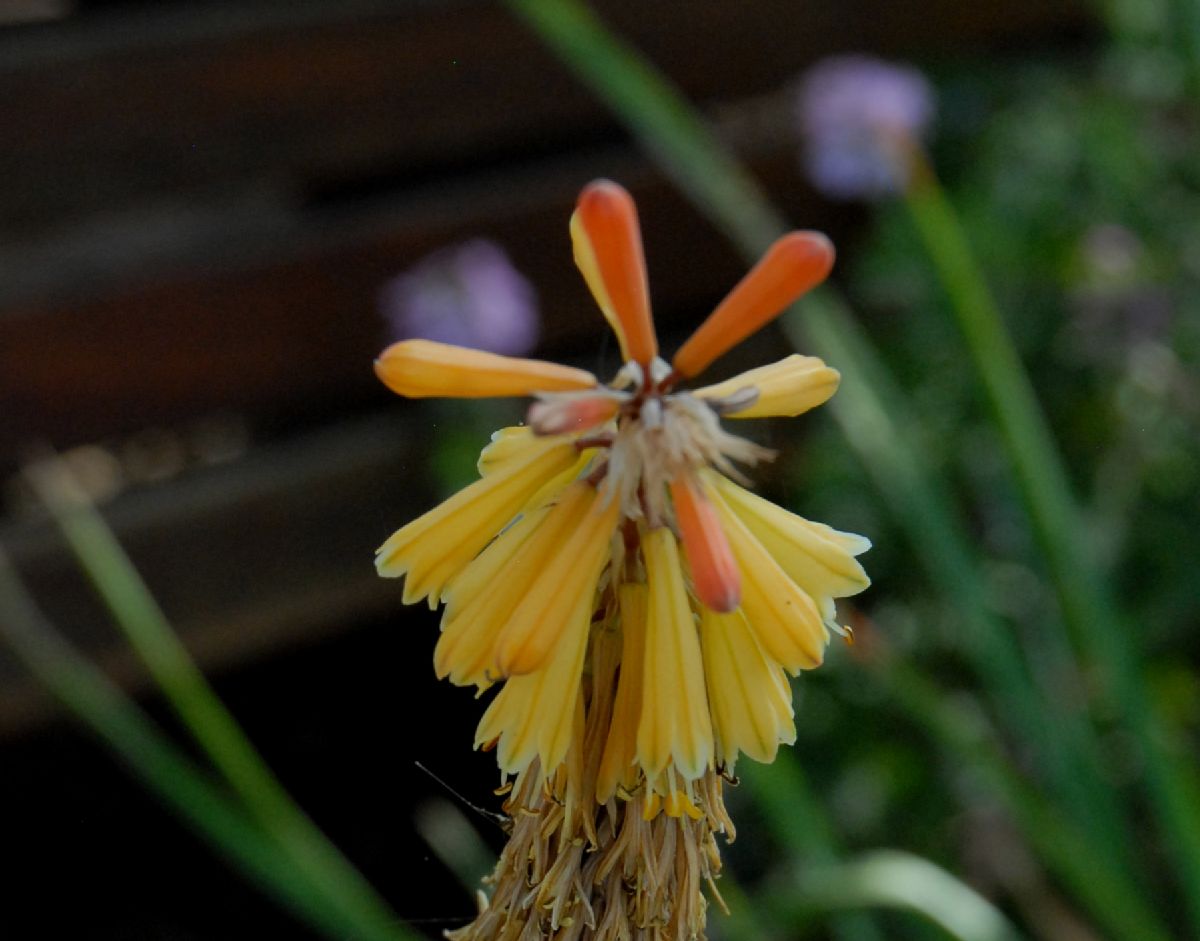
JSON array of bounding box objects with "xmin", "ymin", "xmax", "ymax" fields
[{"xmin": 7, "ymin": 0, "xmax": 1181, "ymax": 937}]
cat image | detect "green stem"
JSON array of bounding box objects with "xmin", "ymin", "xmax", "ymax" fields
[
  {"xmin": 0, "ymin": 547, "xmax": 411, "ymax": 941},
  {"xmin": 903, "ymin": 163, "xmax": 1200, "ymax": 930},
  {"xmin": 25, "ymin": 460, "xmax": 412, "ymax": 941}
]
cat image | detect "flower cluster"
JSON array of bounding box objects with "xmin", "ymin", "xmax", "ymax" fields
[
  {"xmin": 796, "ymin": 54, "xmax": 934, "ymax": 200},
  {"xmin": 375, "ymin": 180, "xmax": 870, "ymax": 941},
  {"xmin": 378, "ymin": 238, "xmax": 540, "ymax": 356}
]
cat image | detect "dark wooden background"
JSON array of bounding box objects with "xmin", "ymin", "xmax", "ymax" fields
[{"xmin": 0, "ymin": 1, "xmax": 1090, "ymax": 936}]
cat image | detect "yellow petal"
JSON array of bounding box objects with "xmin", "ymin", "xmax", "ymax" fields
[
  {"xmin": 436, "ymin": 474, "xmax": 608, "ymax": 686},
  {"xmin": 521, "ymin": 447, "xmax": 598, "ymax": 516},
  {"xmin": 694, "ymin": 354, "xmax": 841, "ymax": 419},
  {"xmin": 375, "ymin": 339, "xmax": 597, "ymax": 399},
  {"xmin": 596, "ymin": 583, "xmax": 648, "ymax": 804},
  {"xmin": 637, "ymin": 528, "xmax": 713, "ymax": 781},
  {"xmin": 490, "ymin": 483, "xmax": 619, "ymax": 676},
  {"xmin": 705, "ymin": 479, "xmax": 829, "ymax": 674},
  {"xmin": 474, "ymin": 592, "xmax": 590, "ymax": 775},
  {"xmin": 375, "ymin": 434, "xmax": 577, "ymax": 606},
  {"xmin": 700, "ymin": 606, "xmax": 796, "ymax": 768},
  {"xmin": 672, "ymin": 231, "xmax": 834, "ymax": 379},
  {"xmin": 709, "ymin": 472, "xmax": 870, "ymax": 599},
  {"xmin": 477, "ymin": 426, "xmax": 536, "ymax": 476},
  {"xmin": 571, "ymin": 180, "xmax": 658, "ymax": 366},
  {"xmin": 434, "ymin": 502, "xmax": 556, "ymax": 686}
]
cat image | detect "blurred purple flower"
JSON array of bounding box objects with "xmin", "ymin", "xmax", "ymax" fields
[
  {"xmin": 796, "ymin": 55, "xmax": 934, "ymax": 200},
  {"xmin": 378, "ymin": 239, "xmax": 540, "ymax": 356}
]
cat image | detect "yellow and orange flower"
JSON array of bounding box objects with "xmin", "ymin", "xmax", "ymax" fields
[{"xmin": 375, "ymin": 180, "xmax": 870, "ymax": 941}]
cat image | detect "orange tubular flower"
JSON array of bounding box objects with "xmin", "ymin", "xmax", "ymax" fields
[{"xmin": 374, "ymin": 180, "xmax": 870, "ymax": 941}]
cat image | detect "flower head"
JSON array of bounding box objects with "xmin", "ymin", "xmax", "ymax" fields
[
  {"xmin": 375, "ymin": 180, "xmax": 870, "ymax": 940},
  {"xmin": 796, "ymin": 54, "xmax": 934, "ymax": 200},
  {"xmin": 378, "ymin": 238, "xmax": 540, "ymax": 356}
]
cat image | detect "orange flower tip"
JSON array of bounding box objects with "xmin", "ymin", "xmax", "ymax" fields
[
  {"xmin": 700, "ymin": 575, "xmax": 741, "ymax": 614},
  {"xmin": 527, "ymin": 395, "xmax": 620, "ymax": 436},
  {"xmin": 374, "ymin": 338, "xmax": 597, "ymax": 399},
  {"xmin": 670, "ymin": 476, "xmax": 741, "ymax": 614},
  {"xmin": 671, "ymin": 230, "xmax": 836, "ymax": 379},
  {"xmin": 575, "ymin": 180, "xmax": 658, "ymax": 366}
]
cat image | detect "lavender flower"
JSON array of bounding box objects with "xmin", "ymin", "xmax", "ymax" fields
[
  {"xmin": 378, "ymin": 239, "xmax": 539, "ymax": 356},
  {"xmin": 796, "ymin": 55, "xmax": 935, "ymax": 200}
]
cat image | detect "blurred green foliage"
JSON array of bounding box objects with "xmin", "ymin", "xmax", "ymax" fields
[{"xmin": 3, "ymin": 1, "xmax": 1196, "ymax": 940}]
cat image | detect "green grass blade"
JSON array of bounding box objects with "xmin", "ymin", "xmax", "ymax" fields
[
  {"xmin": 506, "ymin": 0, "xmax": 787, "ymax": 252},
  {"xmin": 739, "ymin": 754, "xmax": 885, "ymax": 941},
  {"xmin": 792, "ymin": 295, "xmax": 1139, "ymax": 881},
  {"xmin": 25, "ymin": 459, "xmax": 414, "ymax": 941},
  {"xmin": 776, "ymin": 850, "xmax": 1027, "ymax": 941},
  {"xmin": 903, "ymin": 165, "xmax": 1200, "ymax": 929},
  {"xmin": 884, "ymin": 663, "xmax": 1172, "ymax": 941},
  {"xmin": 0, "ymin": 547, "xmax": 412, "ymax": 941}
]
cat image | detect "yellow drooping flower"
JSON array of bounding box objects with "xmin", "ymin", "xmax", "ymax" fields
[{"xmin": 375, "ymin": 180, "xmax": 870, "ymax": 941}]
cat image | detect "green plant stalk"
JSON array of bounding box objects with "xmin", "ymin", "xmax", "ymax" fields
[
  {"xmin": 1168, "ymin": 0, "xmax": 1200, "ymax": 102},
  {"xmin": 775, "ymin": 849, "xmax": 1027, "ymax": 941},
  {"xmin": 903, "ymin": 165, "xmax": 1200, "ymax": 928},
  {"xmin": 793, "ymin": 295, "xmax": 1138, "ymax": 883},
  {"xmin": 503, "ymin": 0, "xmax": 1147, "ymax": 917},
  {"xmin": 0, "ymin": 548, "xmax": 412, "ymax": 941},
  {"xmin": 505, "ymin": 0, "xmax": 783, "ymax": 253},
  {"xmin": 26, "ymin": 460, "xmax": 410, "ymax": 941},
  {"xmin": 885, "ymin": 662, "xmax": 1171, "ymax": 941}
]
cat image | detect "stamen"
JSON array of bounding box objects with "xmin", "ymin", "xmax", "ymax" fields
[
  {"xmin": 648, "ymin": 356, "xmax": 673, "ymax": 388},
  {"xmin": 574, "ymin": 432, "xmax": 615, "ymax": 450},
  {"xmin": 527, "ymin": 394, "xmax": 620, "ymax": 436},
  {"xmin": 611, "ymin": 360, "xmax": 643, "ymax": 391},
  {"xmin": 827, "ymin": 619, "xmax": 854, "ymax": 644},
  {"xmin": 700, "ymin": 386, "xmax": 760, "ymax": 416},
  {"xmin": 640, "ymin": 397, "xmax": 663, "ymax": 429},
  {"xmin": 671, "ymin": 231, "xmax": 835, "ymax": 379}
]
